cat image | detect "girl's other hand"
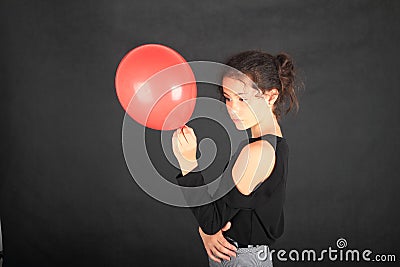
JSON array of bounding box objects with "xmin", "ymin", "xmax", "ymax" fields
[{"xmin": 199, "ymin": 221, "xmax": 237, "ymax": 263}]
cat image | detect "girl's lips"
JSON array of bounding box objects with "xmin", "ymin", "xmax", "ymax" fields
[{"xmin": 229, "ymin": 114, "xmax": 242, "ymax": 122}]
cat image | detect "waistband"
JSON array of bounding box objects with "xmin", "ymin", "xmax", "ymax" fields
[
  {"xmin": 226, "ymin": 235, "xmax": 268, "ymax": 248},
  {"xmin": 239, "ymin": 244, "xmax": 266, "ymax": 248}
]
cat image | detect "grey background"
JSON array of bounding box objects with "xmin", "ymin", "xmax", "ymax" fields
[
  {"xmin": 0, "ymin": 219, "xmax": 2, "ymax": 266},
  {"xmin": 0, "ymin": 0, "xmax": 399, "ymax": 266}
]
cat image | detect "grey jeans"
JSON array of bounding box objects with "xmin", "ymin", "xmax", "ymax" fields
[{"xmin": 208, "ymin": 244, "xmax": 273, "ymax": 267}]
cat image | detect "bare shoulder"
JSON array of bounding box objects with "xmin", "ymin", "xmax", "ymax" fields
[
  {"xmin": 239, "ymin": 139, "xmax": 275, "ymax": 160},
  {"xmin": 232, "ymin": 140, "xmax": 276, "ymax": 195}
]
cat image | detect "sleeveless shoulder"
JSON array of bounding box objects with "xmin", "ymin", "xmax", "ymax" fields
[
  {"xmin": 219, "ymin": 133, "xmax": 288, "ymax": 209},
  {"xmin": 247, "ymin": 134, "xmax": 285, "ymax": 191}
]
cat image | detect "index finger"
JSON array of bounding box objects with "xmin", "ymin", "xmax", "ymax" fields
[
  {"xmin": 178, "ymin": 126, "xmax": 188, "ymax": 142},
  {"xmin": 178, "ymin": 127, "xmax": 196, "ymax": 144},
  {"xmin": 218, "ymin": 237, "xmax": 237, "ymax": 253},
  {"xmin": 215, "ymin": 245, "xmax": 236, "ymax": 259}
]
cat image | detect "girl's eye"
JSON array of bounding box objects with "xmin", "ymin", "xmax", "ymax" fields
[{"xmin": 223, "ymin": 96, "xmax": 247, "ymax": 102}]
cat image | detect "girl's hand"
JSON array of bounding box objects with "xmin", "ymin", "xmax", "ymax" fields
[
  {"xmin": 198, "ymin": 222, "xmax": 237, "ymax": 263},
  {"xmin": 172, "ymin": 125, "xmax": 198, "ymax": 175}
]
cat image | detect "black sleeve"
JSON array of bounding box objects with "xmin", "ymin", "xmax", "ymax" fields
[
  {"xmin": 252, "ymin": 148, "xmax": 289, "ymax": 241},
  {"xmin": 175, "ymin": 162, "xmax": 237, "ymax": 235},
  {"xmin": 253, "ymin": 178, "xmax": 286, "ymax": 240}
]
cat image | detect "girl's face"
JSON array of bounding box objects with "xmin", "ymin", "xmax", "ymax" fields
[{"xmin": 222, "ymin": 76, "xmax": 270, "ymax": 130}]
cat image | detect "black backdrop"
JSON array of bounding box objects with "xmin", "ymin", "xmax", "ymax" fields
[{"xmin": 1, "ymin": 0, "xmax": 399, "ymax": 266}]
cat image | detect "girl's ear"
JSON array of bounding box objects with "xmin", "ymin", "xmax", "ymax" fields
[
  {"xmin": 269, "ymin": 88, "xmax": 279, "ymax": 105},
  {"xmin": 263, "ymin": 88, "xmax": 279, "ymax": 105}
]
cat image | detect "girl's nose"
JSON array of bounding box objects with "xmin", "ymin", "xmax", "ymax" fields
[
  {"xmin": 230, "ymin": 107, "xmax": 239, "ymax": 118},
  {"xmin": 231, "ymin": 100, "xmax": 241, "ymax": 113}
]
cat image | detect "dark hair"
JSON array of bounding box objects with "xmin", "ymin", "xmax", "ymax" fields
[{"xmin": 220, "ymin": 50, "xmax": 301, "ymax": 121}]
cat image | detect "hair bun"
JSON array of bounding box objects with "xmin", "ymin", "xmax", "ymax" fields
[{"xmin": 275, "ymin": 53, "xmax": 294, "ymax": 78}]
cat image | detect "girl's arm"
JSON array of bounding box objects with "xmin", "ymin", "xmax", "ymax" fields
[
  {"xmin": 172, "ymin": 125, "xmax": 238, "ymax": 234},
  {"xmin": 175, "ymin": 165, "xmax": 237, "ymax": 235}
]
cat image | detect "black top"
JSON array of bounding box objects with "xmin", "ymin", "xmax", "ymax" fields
[{"xmin": 175, "ymin": 130, "xmax": 289, "ymax": 246}]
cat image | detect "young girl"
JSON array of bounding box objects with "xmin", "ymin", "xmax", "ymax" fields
[{"xmin": 172, "ymin": 50, "xmax": 300, "ymax": 266}]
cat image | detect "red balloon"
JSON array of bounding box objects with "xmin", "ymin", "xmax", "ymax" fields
[{"xmin": 115, "ymin": 44, "xmax": 197, "ymax": 130}]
